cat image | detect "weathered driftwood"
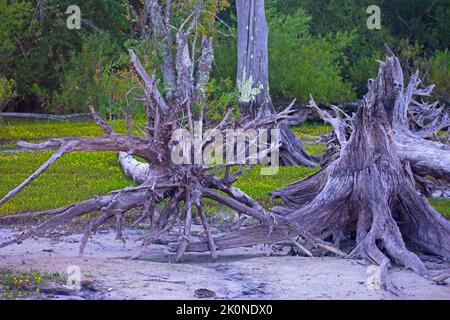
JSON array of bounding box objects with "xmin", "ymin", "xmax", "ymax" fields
[
  {"xmin": 185, "ymin": 53, "xmax": 450, "ymax": 292},
  {"xmin": 310, "ymin": 58, "xmax": 450, "ymax": 191},
  {"xmin": 387, "ymin": 54, "xmax": 450, "ymax": 184},
  {"xmin": 0, "ymin": 49, "xmax": 341, "ymax": 263},
  {"xmin": 118, "ymin": 152, "xmax": 149, "ymax": 184}
]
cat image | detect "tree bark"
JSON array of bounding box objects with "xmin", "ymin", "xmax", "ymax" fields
[
  {"xmin": 186, "ymin": 53, "xmax": 450, "ymax": 292},
  {"xmin": 236, "ymin": 0, "xmax": 271, "ymax": 118},
  {"xmin": 0, "ymin": 49, "xmax": 341, "ymax": 263},
  {"xmin": 391, "ymin": 70, "xmax": 450, "ymax": 183},
  {"xmin": 235, "ymin": 0, "xmax": 318, "ymax": 167}
]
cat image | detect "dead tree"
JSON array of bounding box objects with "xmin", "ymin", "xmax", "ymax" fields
[
  {"xmin": 185, "ymin": 53, "xmax": 450, "ymax": 291},
  {"xmin": 310, "ymin": 51, "xmax": 450, "ymax": 196},
  {"xmin": 0, "ymin": 48, "xmax": 342, "ymax": 263},
  {"xmin": 126, "ymin": 0, "xmax": 215, "ymax": 107},
  {"xmin": 235, "ymin": 0, "xmax": 318, "ymax": 167},
  {"xmin": 119, "ymin": 0, "xmax": 214, "ymax": 179},
  {"xmin": 392, "ymin": 71, "xmax": 450, "ymax": 191}
]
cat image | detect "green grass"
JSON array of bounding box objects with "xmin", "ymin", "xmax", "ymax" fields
[
  {"xmin": 291, "ymin": 121, "xmax": 331, "ymax": 141},
  {"xmin": 0, "ymin": 119, "xmax": 448, "ymax": 217},
  {"xmin": 0, "ymin": 151, "xmax": 132, "ymax": 215},
  {"xmin": 234, "ymin": 165, "xmax": 320, "ymax": 207},
  {"xmin": 428, "ymin": 198, "xmax": 450, "ymax": 217},
  {"xmin": 304, "ymin": 142, "xmax": 326, "ymax": 156},
  {"xmin": 0, "ymin": 118, "xmax": 132, "ymax": 144}
]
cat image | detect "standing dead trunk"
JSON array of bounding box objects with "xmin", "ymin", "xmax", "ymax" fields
[
  {"xmin": 194, "ymin": 36, "xmax": 214, "ymax": 106},
  {"xmin": 235, "ymin": 0, "xmax": 318, "ymax": 167},
  {"xmin": 186, "ymin": 53, "xmax": 450, "ymax": 292},
  {"xmin": 271, "ymin": 54, "xmax": 450, "ymax": 291},
  {"xmin": 144, "ymin": 0, "xmax": 177, "ymax": 101},
  {"xmin": 236, "ymin": 0, "xmax": 271, "ymax": 118}
]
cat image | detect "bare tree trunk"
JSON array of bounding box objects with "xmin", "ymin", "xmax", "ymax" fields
[
  {"xmin": 236, "ymin": 0, "xmax": 271, "ymax": 118},
  {"xmin": 145, "ymin": 0, "xmax": 177, "ymax": 101},
  {"xmin": 186, "ymin": 53, "xmax": 450, "ymax": 292},
  {"xmin": 236, "ymin": 0, "xmax": 318, "ymax": 167},
  {"xmin": 286, "ymin": 56, "xmax": 450, "ymax": 289},
  {"xmin": 194, "ymin": 36, "xmax": 214, "ymax": 106}
]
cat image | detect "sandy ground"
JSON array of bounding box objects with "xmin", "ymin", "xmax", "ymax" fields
[{"xmin": 0, "ymin": 226, "xmax": 449, "ymax": 300}]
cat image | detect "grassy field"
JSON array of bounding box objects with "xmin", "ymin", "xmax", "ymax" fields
[
  {"xmin": 0, "ymin": 118, "xmax": 448, "ymax": 217},
  {"xmin": 0, "ymin": 151, "xmax": 131, "ymax": 215}
]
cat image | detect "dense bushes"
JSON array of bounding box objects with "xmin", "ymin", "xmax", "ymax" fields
[
  {"xmin": 0, "ymin": 0, "xmax": 448, "ymax": 114},
  {"xmin": 266, "ymin": 0, "xmax": 449, "ymax": 100},
  {"xmin": 214, "ymin": 9, "xmax": 356, "ymax": 105},
  {"xmin": 0, "ymin": 0, "xmax": 131, "ymax": 114},
  {"xmin": 0, "ymin": 78, "xmax": 15, "ymax": 112},
  {"xmin": 428, "ymin": 50, "xmax": 450, "ymax": 101},
  {"xmin": 267, "ymin": 10, "xmax": 355, "ymax": 104},
  {"xmin": 53, "ymin": 34, "xmax": 153, "ymax": 118}
]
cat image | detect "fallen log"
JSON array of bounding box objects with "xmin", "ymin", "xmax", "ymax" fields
[
  {"xmin": 0, "ymin": 112, "xmax": 90, "ymax": 121},
  {"xmin": 0, "ymin": 49, "xmax": 340, "ymax": 264}
]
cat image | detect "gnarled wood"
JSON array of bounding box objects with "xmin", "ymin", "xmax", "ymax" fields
[
  {"xmin": 186, "ymin": 53, "xmax": 450, "ymax": 292},
  {"xmin": 0, "ymin": 48, "xmax": 340, "ymax": 263}
]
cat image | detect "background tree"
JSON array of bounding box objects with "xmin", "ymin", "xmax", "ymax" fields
[
  {"xmin": 235, "ymin": 0, "xmax": 318, "ymax": 167},
  {"xmin": 0, "ymin": 78, "xmax": 15, "ymax": 113},
  {"xmin": 235, "ymin": 0, "xmax": 271, "ymax": 118}
]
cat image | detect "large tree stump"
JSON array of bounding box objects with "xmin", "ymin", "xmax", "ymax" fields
[
  {"xmin": 274, "ymin": 55, "xmax": 450, "ymax": 288},
  {"xmin": 186, "ymin": 53, "xmax": 450, "ymax": 291}
]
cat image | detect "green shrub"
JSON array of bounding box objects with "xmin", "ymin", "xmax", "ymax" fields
[
  {"xmin": 268, "ymin": 9, "xmax": 356, "ymax": 104},
  {"xmin": 53, "ymin": 34, "xmax": 155, "ymax": 119},
  {"xmin": 53, "ymin": 33, "xmax": 120, "ymax": 114},
  {"xmin": 0, "ymin": 77, "xmax": 15, "ymax": 112},
  {"xmin": 201, "ymin": 78, "xmax": 239, "ymax": 121},
  {"xmin": 427, "ymin": 49, "xmax": 450, "ymax": 101},
  {"xmin": 348, "ymin": 53, "xmax": 384, "ymax": 96}
]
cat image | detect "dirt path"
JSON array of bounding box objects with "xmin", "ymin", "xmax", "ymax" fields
[{"xmin": 0, "ymin": 227, "xmax": 449, "ymax": 300}]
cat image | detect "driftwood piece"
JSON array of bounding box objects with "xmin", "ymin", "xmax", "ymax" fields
[
  {"xmin": 186, "ymin": 53, "xmax": 450, "ymax": 292},
  {"xmin": 0, "ymin": 49, "xmax": 340, "ymax": 263}
]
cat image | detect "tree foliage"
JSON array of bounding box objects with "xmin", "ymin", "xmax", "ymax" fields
[{"xmin": 0, "ymin": 0, "xmax": 448, "ymax": 113}]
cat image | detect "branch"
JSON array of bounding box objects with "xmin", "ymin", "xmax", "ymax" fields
[
  {"xmin": 145, "ymin": 0, "xmax": 177, "ymax": 99},
  {"xmin": 0, "ymin": 204, "xmax": 75, "ymax": 225},
  {"xmin": 88, "ymin": 98, "xmax": 115, "ymax": 135},
  {"xmin": 0, "ymin": 146, "xmax": 67, "ymax": 206},
  {"xmin": 16, "ymin": 136, "xmax": 153, "ymax": 156},
  {"xmin": 129, "ymin": 49, "xmax": 169, "ymax": 115},
  {"xmin": 308, "ymin": 96, "xmax": 350, "ymax": 149},
  {"xmin": 177, "ymin": 0, "xmax": 204, "ymax": 37},
  {"xmin": 0, "ymin": 190, "xmax": 147, "ymax": 249},
  {"xmin": 243, "ymin": 100, "xmax": 296, "ymax": 130}
]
